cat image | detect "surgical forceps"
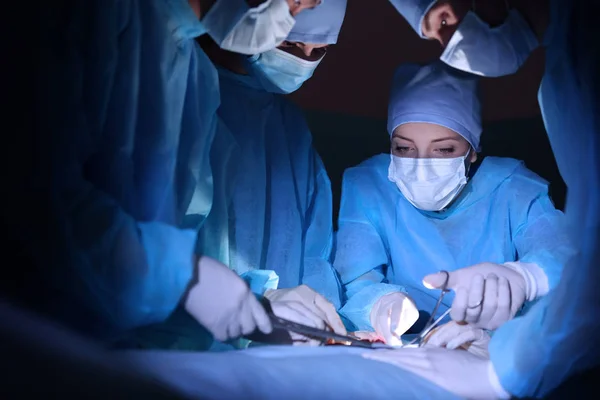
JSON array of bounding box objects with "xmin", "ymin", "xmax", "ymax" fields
[{"xmin": 401, "ymin": 270, "xmax": 481, "ymax": 348}]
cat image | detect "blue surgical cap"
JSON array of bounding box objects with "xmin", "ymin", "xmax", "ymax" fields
[
  {"xmin": 387, "ymin": 61, "xmax": 482, "ymax": 150},
  {"xmin": 388, "ymin": 0, "xmax": 437, "ymax": 38},
  {"xmin": 286, "ymin": 0, "xmax": 348, "ymax": 44}
]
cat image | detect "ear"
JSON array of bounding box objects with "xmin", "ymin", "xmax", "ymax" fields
[
  {"xmin": 469, "ymin": 149, "xmax": 478, "ymax": 163},
  {"xmin": 422, "ymin": 0, "xmax": 469, "ymax": 46}
]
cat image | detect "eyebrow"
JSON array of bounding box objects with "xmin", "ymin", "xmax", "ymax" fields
[
  {"xmin": 431, "ymin": 137, "xmax": 461, "ymax": 143},
  {"xmin": 393, "ymin": 134, "xmax": 414, "ymax": 142},
  {"xmin": 393, "ymin": 135, "xmax": 461, "ymax": 143}
]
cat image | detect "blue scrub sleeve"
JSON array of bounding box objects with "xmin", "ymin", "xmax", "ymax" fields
[
  {"xmin": 490, "ymin": 0, "xmax": 600, "ymax": 396},
  {"xmin": 16, "ymin": 0, "xmax": 196, "ymax": 334},
  {"xmin": 340, "ymin": 268, "xmax": 407, "ymax": 331},
  {"xmin": 334, "ymin": 170, "xmax": 389, "ymax": 284},
  {"xmin": 45, "ymin": 174, "xmax": 196, "ymax": 333},
  {"xmin": 335, "ymin": 171, "xmax": 406, "ymax": 330},
  {"xmin": 301, "ymin": 158, "xmax": 343, "ymax": 309},
  {"xmin": 242, "ymin": 270, "xmax": 280, "ymax": 295},
  {"xmin": 510, "ymin": 172, "xmax": 576, "ymax": 291}
]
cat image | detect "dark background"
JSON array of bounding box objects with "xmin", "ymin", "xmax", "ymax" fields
[{"xmin": 287, "ymin": 0, "xmax": 564, "ymax": 222}]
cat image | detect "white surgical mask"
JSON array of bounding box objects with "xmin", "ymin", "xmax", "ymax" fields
[
  {"xmin": 245, "ymin": 48, "xmax": 323, "ymax": 94},
  {"xmin": 202, "ymin": 0, "xmax": 295, "ymax": 55},
  {"xmin": 388, "ymin": 153, "xmax": 470, "ymax": 211},
  {"xmin": 440, "ymin": 8, "xmax": 538, "ymax": 77}
]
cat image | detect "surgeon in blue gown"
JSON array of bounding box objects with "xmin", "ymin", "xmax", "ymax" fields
[
  {"xmin": 203, "ymin": 0, "xmax": 349, "ymax": 327},
  {"xmin": 208, "ymin": 0, "xmax": 348, "ymax": 312},
  {"xmin": 112, "ymin": 0, "xmax": 350, "ymax": 351},
  {"xmin": 335, "ymin": 60, "xmax": 573, "ymax": 346},
  {"xmin": 363, "ymin": 1, "xmax": 600, "ymax": 398},
  {"xmin": 12, "ymin": 0, "xmax": 331, "ymax": 345}
]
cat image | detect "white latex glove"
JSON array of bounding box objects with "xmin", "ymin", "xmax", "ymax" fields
[
  {"xmin": 425, "ymin": 321, "xmax": 491, "ymax": 359},
  {"xmin": 423, "ymin": 262, "xmax": 527, "ymax": 330},
  {"xmin": 264, "ymin": 285, "xmax": 347, "ymax": 335},
  {"xmin": 352, "ymin": 331, "xmax": 385, "ymax": 343},
  {"xmin": 184, "ymin": 256, "xmax": 272, "ymax": 341},
  {"xmin": 362, "ymin": 347, "xmax": 511, "ymax": 400},
  {"xmin": 370, "ymin": 292, "xmax": 419, "ymax": 346}
]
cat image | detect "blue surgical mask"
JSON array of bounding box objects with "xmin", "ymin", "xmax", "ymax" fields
[
  {"xmin": 245, "ymin": 48, "xmax": 324, "ymax": 94},
  {"xmin": 440, "ymin": 9, "xmax": 538, "ymax": 77}
]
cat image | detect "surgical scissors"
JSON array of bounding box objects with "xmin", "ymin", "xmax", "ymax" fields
[
  {"xmin": 270, "ymin": 313, "xmax": 395, "ymax": 349},
  {"xmin": 401, "ymin": 270, "xmax": 481, "ymax": 348},
  {"xmin": 245, "ymin": 296, "xmax": 396, "ymax": 349}
]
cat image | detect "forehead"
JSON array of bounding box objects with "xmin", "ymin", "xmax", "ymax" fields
[
  {"xmin": 393, "ymin": 123, "xmax": 466, "ymax": 141},
  {"xmin": 286, "ymin": 0, "xmax": 347, "ymax": 45}
]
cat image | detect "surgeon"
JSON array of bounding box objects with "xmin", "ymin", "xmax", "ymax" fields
[
  {"xmin": 364, "ymin": 0, "xmax": 600, "ymax": 398},
  {"xmin": 206, "ymin": 0, "xmax": 348, "ymax": 321},
  {"xmin": 109, "ymin": 0, "xmax": 349, "ymax": 351},
  {"xmin": 11, "ymin": 0, "xmax": 330, "ymax": 346},
  {"xmin": 334, "ymin": 60, "xmax": 573, "ymax": 347}
]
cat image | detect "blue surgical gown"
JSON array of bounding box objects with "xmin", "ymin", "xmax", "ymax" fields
[
  {"xmin": 119, "ymin": 67, "xmax": 343, "ymax": 352},
  {"xmin": 15, "ymin": 0, "xmax": 219, "ymax": 337},
  {"xmin": 488, "ymin": 0, "xmax": 600, "ymax": 396},
  {"xmin": 192, "ymin": 118, "xmax": 238, "ymax": 267},
  {"xmin": 209, "ymin": 68, "xmax": 343, "ymax": 308},
  {"xmin": 334, "ymin": 155, "xmax": 573, "ymax": 332}
]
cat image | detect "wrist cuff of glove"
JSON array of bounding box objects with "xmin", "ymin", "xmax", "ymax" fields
[
  {"xmin": 369, "ymin": 292, "xmax": 403, "ymax": 330},
  {"xmin": 487, "ymin": 361, "xmax": 511, "ymax": 399},
  {"xmin": 503, "ymin": 261, "xmax": 549, "ymax": 301},
  {"xmin": 241, "ymin": 270, "xmax": 280, "ymax": 296}
]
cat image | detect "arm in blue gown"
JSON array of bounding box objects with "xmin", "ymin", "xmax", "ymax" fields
[
  {"xmin": 301, "ymin": 154, "xmax": 345, "ymax": 309},
  {"xmin": 13, "ymin": 0, "xmax": 202, "ymax": 337},
  {"xmin": 489, "ymin": 0, "xmax": 600, "ymax": 396},
  {"xmin": 508, "ymin": 165, "xmax": 576, "ymax": 293},
  {"xmin": 334, "ymin": 169, "xmax": 407, "ymax": 331}
]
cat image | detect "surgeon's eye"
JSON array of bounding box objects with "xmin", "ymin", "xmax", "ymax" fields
[
  {"xmin": 437, "ymin": 147, "xmax": 456, "ymax": 155},
  {"xmin": 394, "ymin": 145, "xmax": 412, "ymax": 155}
]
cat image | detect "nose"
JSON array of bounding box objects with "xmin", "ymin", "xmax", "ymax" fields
[
  {"xmin": 417, "ymin": 150, "xmax": 429, "ymax": 159},
  {"xmin": 296, "ymin": 43, "xmax": 317, "ymax": 57},
  {"xmin": 421, "ymin": 2, "xmax": 462, "ymax": 47}
]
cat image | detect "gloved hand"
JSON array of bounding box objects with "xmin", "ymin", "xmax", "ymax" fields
[
  {"xmin": 370, "ymin": 292, "xmax": 419, "ymax": 346},
  {"xmin": 423, "ymin": 262, "xmax": 527, "ymax": 330},
  {"xmin": 362, "ymin": 347, "xmax": 511, "ymax": 399},
  {"xmin": 425, "ymin": 321, "xmax": 491, "ymax": 359},
  {"xmin": 352, "ymin": 331, "xmax": 385, "ymax": 343},
  {"xmin": 264, "ymin": 285, "xmax": 347, "ymax": 336},
  {"xmin": 184, "ymin": 256, "xmax": 272, "ymax": 342},
  {"xmin": 269, "ymin": 300, "xmax": 330, "ymax": 346}
]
